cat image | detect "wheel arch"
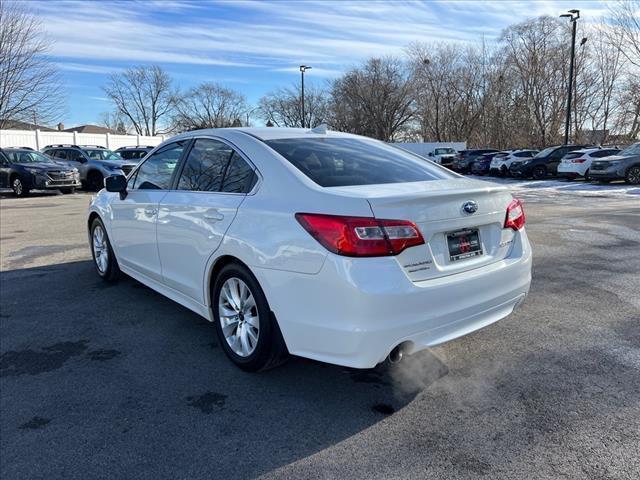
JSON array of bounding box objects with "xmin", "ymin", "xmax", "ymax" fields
[{"xmin": 205, "ymin": 254, "xmax": 255, "ymax": 309}]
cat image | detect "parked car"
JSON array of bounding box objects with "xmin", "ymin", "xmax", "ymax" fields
[
  {"xmin": 88, "ymin": 127, "xmax": 532, "ymax": 371},
  {"xmin": 509, "ymin": 144, "xmax": 590, "ymax": 179},
  {"xmin": 428, "ymin": 147, "xmax": 457, "ymax": 167},
  {"xmin": 115, "ymin": 145, "xmax": 154, "ymax": 161},
  {"xmin": 0, "ymin": 147, "xmax": 81, "ymax": 197},
  {"xmin": 42, "ymin": 144, "xmax": 137, "ymax": 191},
  {"xmin": 452, "ymin": 149, "xmax": 499, "ymax": 174},
  {"xmin": 470, "ymin": 152, "xmax": 500, "ymax": 176},
  {"xmin": 490, "ymin": 149, "xmax": 539, "ymax": 176},
  {"xmin": 557, "ymin": 147, "xmax": 620, "ymax": 181},
  {"xmin": 589, "ymin": 142, "xmax": 640, "ymax": 184}
]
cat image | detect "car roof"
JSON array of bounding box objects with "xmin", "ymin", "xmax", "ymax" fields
[{"xmin": 172, "ymin": 127, "xmax": 361, "ymax": 143}]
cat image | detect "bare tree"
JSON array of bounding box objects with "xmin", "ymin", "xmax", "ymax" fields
[
  {"xmin": 100, "ymin": 110, "xmax": 128, "ymax": 134},
  {"xmin": 173, "ymin": 82, "xmax": 247, "ymax": 131},
  {"xmin": 0, "ymin": 0, "xmax": 64, "ymax": 128},
  {"xmin": 259, "ymin": 83, "xmax": 329, "ymax": 128},
  {"xmin": 102, "ymin": 65, "xmax": 178, "ymax": 136},
  {"xmin": 330, "ymin": 57, "xmax": 414, "ymax": 141},
  {"xmin": 607, "ymin": 0, "xmax": 640, "ymax": 68}
]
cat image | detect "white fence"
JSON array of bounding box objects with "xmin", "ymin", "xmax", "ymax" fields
[
  {"xmin": 0, "ymin": 129, "xmax": 166, "ymax": 150},
  {"xmin": 393, "ymin": 142, "xmax": 467, "ymax": 157}
]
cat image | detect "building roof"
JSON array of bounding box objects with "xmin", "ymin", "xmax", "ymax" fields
[
  {"xmin": 63, "ymin": 124, "xmax": 119, "ymax": 134},
  {"xmin": 0, "ymin": 119, "xmax": 57, "ymax": 131}
]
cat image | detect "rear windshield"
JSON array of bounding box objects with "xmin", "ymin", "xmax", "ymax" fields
[
  {"xmin": 265, "ymin": 137, "xmax": 452, "ymax": 187},
  {"xmin": 564, "ymin": 152, "xmax": 584, "ymax": 160},
  {"xmin": 434, "ymin": 148, "xmax": 455, "ymax": 155}
]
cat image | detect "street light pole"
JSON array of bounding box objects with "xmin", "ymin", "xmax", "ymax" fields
[
  {"xmin": 299, "ymin": 65, "xmax": 312, "ymax": 128},
  {"xmin": 560, "ymin": 9, "xmax": 580, "ymax": 145}
]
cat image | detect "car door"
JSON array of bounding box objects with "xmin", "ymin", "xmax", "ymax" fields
[
  {"xmin": 0, "ymin": 152, "xmax": 11, "ymax": 187},
  {"xmin": 157, "ymin": 137, "xmax": 258, "ymax": 303},
  {"xmin": 548, "ymin": 148, "xmax": 567, "ymax": 174},
  {"xmin": 110, "ymin": 140, "xmax": 188, "ymax": 281}
]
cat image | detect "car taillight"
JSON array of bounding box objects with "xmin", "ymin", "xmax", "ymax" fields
[
  {"xmin": 571, "ymin": 158, "xmax": 586, "ymax": 163},
  {"xmin": 295, "ymin": 213, "xmax": 425, "ymax": 257},
  {"xmin": 504, "ymin": 199, "xmax": 525, "ymax": 231}
]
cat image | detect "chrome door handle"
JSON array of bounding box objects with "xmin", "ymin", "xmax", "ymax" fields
[
  {"xmin": 144, "ymin": 207, "xmax": 157, "ymax": 216},
  {"xmin": 203, "ymin": 211, "xmax": 224, "ymax": 221}
]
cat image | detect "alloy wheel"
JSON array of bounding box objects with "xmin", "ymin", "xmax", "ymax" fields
[
  {"xmin": 218, "ymin": 277, "xmax": 260, "ymax": 357},
  {"xmin": 12, "ymin": 178, "xmax": 23, "ymax": 196},
  {"xmin": 627, "ymin": 166, "xmax": 640, "ymax": 185},
  {"xmin": 92, "ymin": 225, "xmax": 109, "ymax": 273}
]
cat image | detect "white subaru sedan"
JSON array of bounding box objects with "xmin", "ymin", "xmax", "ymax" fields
[{"xmin": 88, "ymin": 128, "xmax": 532, "ymax": 371}]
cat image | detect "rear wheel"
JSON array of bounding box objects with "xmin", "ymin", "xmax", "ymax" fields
[
  {"xmin": 90, "ymin": 218, "xmax": 120, "ymax": 282},
  {"xmin": 11, "ymin": 176, "xmax": 29, "ymax": 197},
  {"xmin": 213, "ymin": 263, "xmax": 288, "ymax": 371},
  {"xmin": 583, "ymin": 169, "xmax": 590, "ymax": 182},
  {"xmin": 626, "ymin": 166, "xmax": 640, "ymax": 185},
  {"xmin": 532, "ymin": 165, "xmax": 547, "ymax": 180},
  {"xmin": 87, "ymin": 171, "xmax": 104, "ymax": 191}
]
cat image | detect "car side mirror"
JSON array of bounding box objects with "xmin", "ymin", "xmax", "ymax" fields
[{"xmin": 105, "ymin": 174, "xmax": 127, "ymax": 199}]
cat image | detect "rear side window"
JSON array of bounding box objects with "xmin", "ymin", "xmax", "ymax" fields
[
  {"xmin": 265, "ymin": 137, "xmax": 450, "ymax": 187},
  {"xmin": 177, "ymin": 138, "xmax": 232, "ymax": 192},
  {"xmin": 592, "ymin": 150, "xmax": 618, "ymax": 158},
  {"xmin": 221, "ymin": 152, "xmax": 257, "ymax": 193}
]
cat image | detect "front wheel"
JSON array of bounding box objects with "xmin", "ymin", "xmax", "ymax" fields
[
  {"xmin": 213, "ymin": 263, "xmax": 288, "ymax": 371},
  {"xmin": 626, "ymin": 166, "xmax": 640, "ymax": 185},
  {"xmin": 532, "ymin": 165, "xmax": 547, "ymax": 180},
  {"xmin": 12, "ymin": 177, "xmax": 29, "ymax": 197},
  {"xmin": 90, "ymin": 218, "xmax": 120, "ymax": 282}
]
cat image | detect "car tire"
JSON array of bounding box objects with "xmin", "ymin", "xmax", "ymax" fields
[
  {"xmin": 212, "ymin": 262, "xmax": 288, "ymax": 372},
  {"xmin": 60, "ymin": 188, "xmax": 75, "ymax": 194},
  {"xmin": 500, "ymin": 166, "xmax": 508, "ymax": 177},
  {"xmin": 11, "ymin": 176, "xmax": 29, "ymax": 197},
  {"xmin": 532, "ymin": 165, "xmax": 547, "ymax": 180},
  {"xmin": 625, "ymin": 166, "xmax": 640, "ymax": 185},
  {"xmin": 90, "ymin": 218, "xmax": 121, "ymax": 282},
  {"xmin": 87, "ymin": 171, "xmax": 104, "ymax": 191},
  {"xmin": 583, "ymin": 169, "xmax": 590, "ymax": 182}
]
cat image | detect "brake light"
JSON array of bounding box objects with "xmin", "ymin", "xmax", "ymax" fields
[
  {"xmin": 571, "ymin": 158, "xmax": 586, "ymax": 163},
  {"xmin": 295, "ymin": 213, "xmax": 424, "ymax": 257},
  {"xmin": 504, "ymin": 199, "xmax": 525, "ymax": 231}
]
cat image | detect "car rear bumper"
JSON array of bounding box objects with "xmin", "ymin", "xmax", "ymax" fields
[{"xmin": 254, "ymin": 229, "xmax": 532, "ymax": 368}]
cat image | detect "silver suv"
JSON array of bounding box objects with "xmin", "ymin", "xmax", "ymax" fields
[
  {"xmin": 589, "ymin": 142, "xmax": 640, "ymax": 185},
  {"xmin": 42, "ymin": 145, "xmax": 138, "ymax": 191}
]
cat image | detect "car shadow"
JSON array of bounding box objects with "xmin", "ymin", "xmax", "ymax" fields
[{"xmin": 0, "ymin": 260, "xmax": 448, "ymax": 479}]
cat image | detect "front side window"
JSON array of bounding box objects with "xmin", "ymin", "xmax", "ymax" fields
[
  {"xmin": 177, "ymin": 139, "xmax": 233, "ymax": 192},
  {"xmin": 132, "ymin": 141, "xmax": 185, "ymax": 190},
  {"xmin": 265, "ymin": 137, "xmax": 451, "ymax": 187}
]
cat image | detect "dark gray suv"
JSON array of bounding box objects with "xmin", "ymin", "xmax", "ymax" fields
[
  {"xmin": 42, "ymin": 145, "xmax": 137, "ymax": 191},
  {"xmin": 589, "ymin": 142, "xmax": 640, "ymax": 184}
]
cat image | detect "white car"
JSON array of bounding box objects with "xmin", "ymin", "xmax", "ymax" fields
[
  {"xmin": 88, "ymin": 127, "xmax": 532, "ymax": 371},
  {"xmin": 557, "ymin": 147, "xmax": 620, "ymax": 180},
  {"xmin": 490, "ymin": 149, "xmax": 538, "ymax": 176},
  {"xmin": 428, "ymin": 147, "xmax": 457, "ymax": 166}
]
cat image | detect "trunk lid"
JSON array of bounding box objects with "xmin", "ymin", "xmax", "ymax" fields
[{"xmin": 327, "ymin": 179, "xmax": 516, "ymax": 282}]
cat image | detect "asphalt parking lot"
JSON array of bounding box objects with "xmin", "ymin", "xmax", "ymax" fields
[{"xmin": 1, "ymin": 185, "xmax": 639, "ymax": 480}]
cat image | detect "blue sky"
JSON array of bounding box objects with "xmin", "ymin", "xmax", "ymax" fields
[{"xmin": 29, "ymin": 0, "xmax": 610, "ymax": 127}]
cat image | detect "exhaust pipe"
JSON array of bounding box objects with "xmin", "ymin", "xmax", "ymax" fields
[{"xmin": 388, "ymin": 345, "xmax": 404, "ymax": 364}]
